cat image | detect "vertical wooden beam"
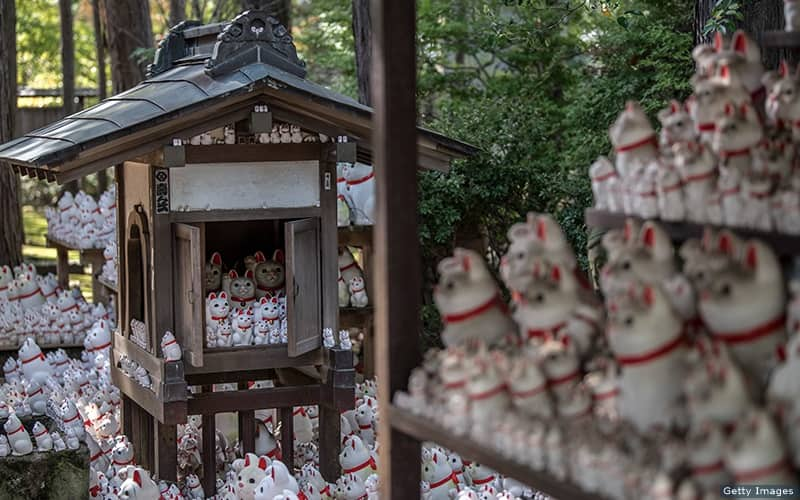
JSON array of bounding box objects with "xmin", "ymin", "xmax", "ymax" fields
[
  {"xmin": 320, "ymin": 144, "xmax": 338, "ymax": 337},
  {"xmin": 370, "ymin": 0, "xmax": 421, "ymax": 498},
  {"xmin": 55, "ymin": 245, "xmax": 69, "ymax": 290},
  {"xmin": 122, "ymin": 394, "xmax": 134, "ymax": 439},
  {"xmin": 202, "ymin": 413, "xmax": 216, "ymax": 496},
  {"xmin": 318, "ymin": 405, "xmax": 341, "ymax": 481},
  {"xmin": 154, "ymin": 422, "xmax": 178, "ymax": 482},
  {"xmin": 279, "ymin": 407, "xmax": 294, "ymax": 469},
  {"xmin": 239, "ymin": 409, "xmax": 255, "ymax": 455}
]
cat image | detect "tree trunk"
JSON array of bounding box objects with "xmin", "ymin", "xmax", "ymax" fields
[
  {"xmin": 92, "ymin": 0, "xmax": 109, "ymax": 192},
  {"xmin": 352, "ymin": 0, "xmax": 372, "ymax": 105},
  {"xmin": 0, "ymin": 0, "xmax": 23, "ymax": 267},
  {"xmin": 59, "ymin": 0, "xmax": 76, "ymax": 115},
  {"xmin": 100, "ymin": 0, "xmax": 153, "ymax": 93},
  {"xmin": 170, "ymin": 0, "xmax": 186, "ymax": 26},
  {"xmin": 695, "ymin": 0, "xmax": 794, "ymax": 68}
]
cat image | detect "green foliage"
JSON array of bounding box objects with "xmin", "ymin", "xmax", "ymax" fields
[
  {"xmin": 17, "ymin": 0, "xmax": 101, "ymax": 90},
  {"xmin": 413, "ymin": 0, "xmax": 694, "ymax": 343},
  {"xmin": 703, "ymin": 0, "xmax": 744, "ymax": 36}
]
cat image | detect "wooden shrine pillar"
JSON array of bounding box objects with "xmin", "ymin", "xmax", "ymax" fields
[{"xmin": 370, "ymin": 0, "xmax": 422, "ymax": 497}]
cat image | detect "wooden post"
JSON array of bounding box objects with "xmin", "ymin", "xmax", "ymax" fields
[
  {"xmin": 370, "ymin": 0, "xmax": 421, "ymax": 496},
  {"xmin": 279, "ymin": 406, "xmax": 294, "ymax": 468},
  {"xmin": 318, "ymin": 405, "xmax": 341, "ymax": 480},
  {"xmin": 155, "ymin": 422, "xmax": 178, "ymax": 482},
  {"xmin": 202, "ymin": 414, "xmax": 216, "ymax": 495},
  {"xmin": 239, "ymin": 410, "xmax": 255, "ymax": 455},
  {"xmin": 55, "ymin": 244, "xmax": 69, "ymax": 289}
]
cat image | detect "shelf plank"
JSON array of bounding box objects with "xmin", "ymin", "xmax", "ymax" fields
[
  {"xmin": 45, "ymin": 235, "xmax": 104, "ymax": 256},
  {"xmin": 585, "ymin": 209, "xmax": 800, "ymax": 257},
  {"xmin": 97, "ymin": 275, "xmax": 118, "ymax": 293},
  {"xmin": 762, "ymin": 31, "xmax": 800, "ymax": 49},
  {"xmin": 389, "ymin": 405, "xmax": 600, "ymax": 500}
]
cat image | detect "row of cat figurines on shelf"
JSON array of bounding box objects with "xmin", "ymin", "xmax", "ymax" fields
[
  {"xmin": 0, "ymin": 264, "xmax": 115, "ymax": 348},
  {"xmin": 395, "ymin": 208, "xmax": 800, "ymax": 499},
  {"xmin": 45, "ymin": 187, "xmax": 116, "ymax": 250},
  {"xmin": 591, "ymin": 30, "xmax": 800, "ymax": 234}
]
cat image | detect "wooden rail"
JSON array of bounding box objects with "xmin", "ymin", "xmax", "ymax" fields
[
  {"xmin": 390, "ymin": 406, "xmax": 603, "ymax": 500},
  {"xmin": 585, "ymin": 209, "xmax": 800, "ymax": 257}
]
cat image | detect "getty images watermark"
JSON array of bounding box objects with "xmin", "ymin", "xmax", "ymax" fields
[{"xmin": 721, "ymin": 485, "xmax": 800, "ymax": 498}]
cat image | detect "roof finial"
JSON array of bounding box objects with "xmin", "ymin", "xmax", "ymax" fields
[{"xmin": 205, "ymin": 8, "xmax": 306, "ymax": 78}]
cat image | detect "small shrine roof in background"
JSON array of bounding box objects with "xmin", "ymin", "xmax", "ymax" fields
[{"xmin": 0, "ymin": 6, "xmax": 476, "ymax": 181}]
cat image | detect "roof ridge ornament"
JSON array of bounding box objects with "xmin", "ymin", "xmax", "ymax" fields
[
  {"xmin": 205, "ymin": 8, "xmax": 306, "ymax": 79},
  {"xmin": 147, "ymin": 20, "xmax": 204, "ymax": 78}
]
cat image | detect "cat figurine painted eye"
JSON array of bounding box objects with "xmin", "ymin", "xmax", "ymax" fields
[{"xmin": 253, "ymin": 250, "xmax": 286, "ymax": 300}]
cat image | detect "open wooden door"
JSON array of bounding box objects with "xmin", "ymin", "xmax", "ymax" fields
[
  {"xmin": 286, "ymin": 218, "xmax": 322, "ymax": 357},
  {"xmin": 173, "ymin": 223, "xmax": 203, "ymax": 367}
]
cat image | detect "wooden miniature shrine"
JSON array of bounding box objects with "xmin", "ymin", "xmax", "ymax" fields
[{"xmin": 0, "ymin": 5, "xmax": 472, "ymax": 495}]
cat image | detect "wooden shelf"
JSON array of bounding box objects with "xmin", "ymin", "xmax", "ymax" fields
[
  {"xmin": 46, "ymin": 235, "xmax": 104, "ymax": 256},
  {"xmin": 390, "ymin": 405, "xmax": 601, "ymax": 500},
  {"xmin": 585, "ymin": 209, "xmax": 800, "ymax": 257},
  {"xmin": 339, "ymin": 306, "xmax": 373, "ymax": 329},
  {"xmin": 762, "ymin": 30, "xmax": 800, "ymax": 49},
  {"xmin": 97, "ymin": 275, "xmax": 118, "ymax": 293}
]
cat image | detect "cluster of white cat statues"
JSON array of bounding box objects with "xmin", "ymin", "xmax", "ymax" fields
[
  {"xmin": 338, "ymin": 247, "xmax": 369, "ymax": 309},
  {"xmin": 203, "ymin": 251, "xmax": 289, "ymax": 348},
  {"xmin": 395, "ymin": 212, "xmax": 800, "ymax": 499},
  {"xmin": 590, "ymin": 30, "xmax": 800, "ymax": 235},
  {"xmin": 187, "ymin": 116, "xmax": 325, "ymax": 147},
  {"xmin": 0, "ymin": 263, "xmax": 114, "ymax": 348},
  {"xmin": 337, "ymin": 161, "xmax": 376, "ymax": 227},
  {"xmin": 45, "ymin": 187, "xmax": 116, "ymax": 250}
]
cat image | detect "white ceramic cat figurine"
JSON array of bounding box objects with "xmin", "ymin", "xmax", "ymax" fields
[
  {"xmin": 118, "ymin": 468, "xmax": 160, "ymax": 499},
  {"xmin": 18, "ymin": 337, "xmax": 52, "ymax": 384},
  {"xmin": 254, "ymin": 460, "xmax": 300, "ymax": 499},
  {"xmin": 608, "ymin": 101, "xmax": 658, "ymax": 180},
  {"xmin": 4, "ymin": 414, "xmax": 33, "ymax": 456},
  {"xmin": 252, "ymin": 250, "xmax": 285, "ymax": 300},
  {"xmin": 741, "ymin": 173, "xmax": 774, "ymax": 231},
  {"xmin": 589, "ymin": 156, "xmax": 621, "ymax": 212},
  {"xmin": 340, "ymin": 435, "xmax": 377, "ymax": 483},
  {"xmin": 656, "ymin": 166, "xmax": 686, "ymax": 222},
  {"xmin": 349, "ymin": 276, "xmax": 369, "ymax": 308},
  {"xmin": 216, "ymin": 320, "xmax": 234, "ymax": 347},
  {"xmin": 673, "ymin": 141, "xmax": 716, "ymax": 224},
  {"xmin": 699, "ymin": 240, "xmax": 786, "ymax": 384},
  {"xmin": 435, "ymin": 248, "xmax": 514, "ymax": 347},
  {"xmin": 343, "ymin": 162, "xmax": 375, "ymax": 225},
  {"xmin": 235, "ymin": 453, "xmax": 271, "ymax": 500},
  {"xmin": 713, "ymin": 101, "xmax": 764, "ymax": 176},
  {"xmin": 500, "ymin": 212, "xmax": 577, "ymax": 296},
  {"xmin": 32, "ymin": 421, "xmax": 52, "ymax": 451},
  {"xmin": 227, "ymin": 270, "xmax": 257, "ymax": 311},
  {"xmin": 658, "ymin": 99, "xmax": 695, "ymax": 152},
  {"xmin": 607, "ymin": 284, "xmax": 687, "ymax": 432},
  {"xmin": 338, "ymin": 246, "xmax": 364, "ymax": 285},
  {"xmin": 421, "ymin": 448, "xmax": 458, "ymax": 500},
  {"xmin": 160, "ymin": 331, "xmax": 182, "ymax": 362},
  {"xmin": 206, "ymin": 291, "xmax": 231, "ymax": 333},
  {"xmin": 205, "ymin": 252, "xmax": 223, "ymax": 293},
  {"xmin": 232, "ymin": 308, "xmax": 255, "ymax": 346},
  {"xmin": 506, "ymin": 355, "xmax": 552, "ymax": 419},
  {"xmin": 725, "ymin": 409, "xmax": 797, "ymax": 486}
]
